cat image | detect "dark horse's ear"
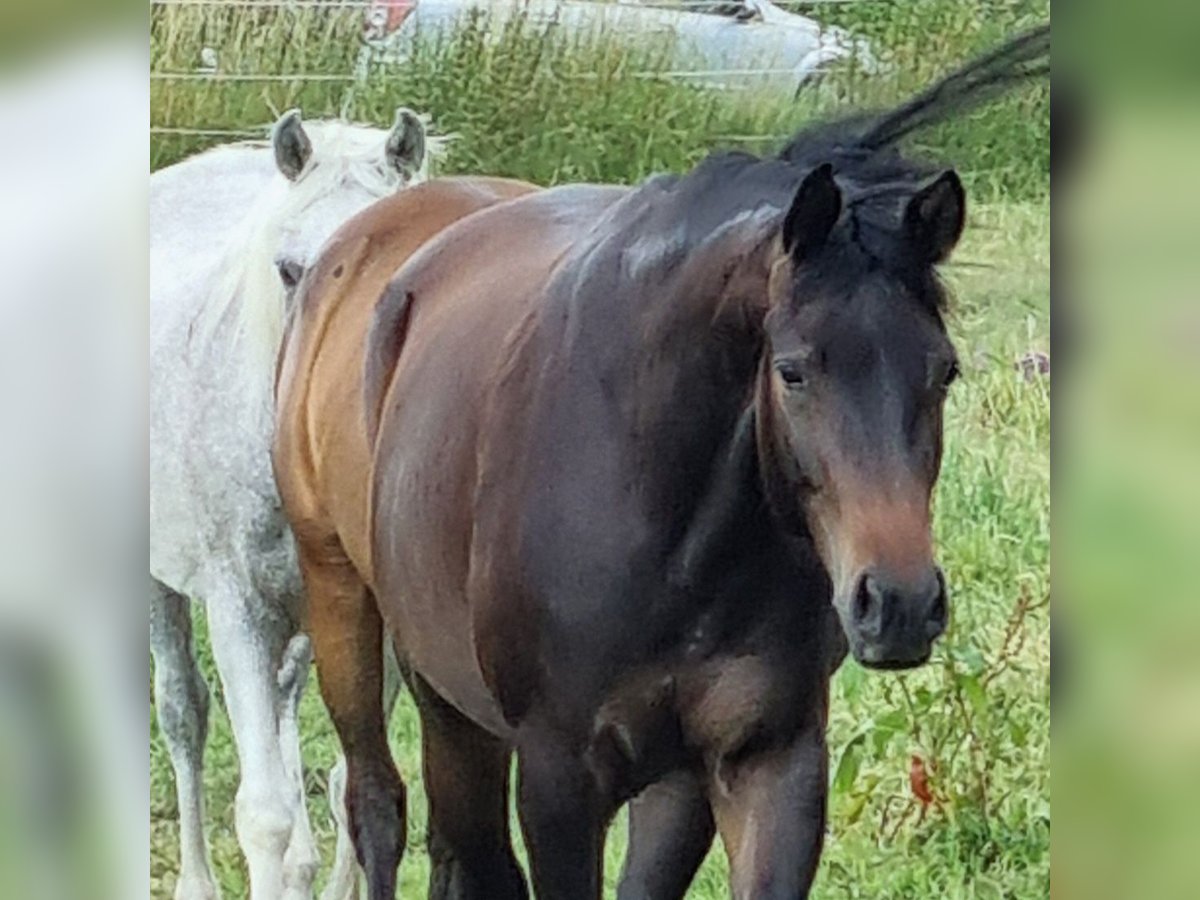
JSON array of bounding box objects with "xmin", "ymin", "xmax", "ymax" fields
[
  {"xmin": 904, "ymin": 170, "xmax": 966, "ymax": 264},
  {"xmin": 782, "ymin": 163, "xmax": 842, "ymax": 261}
]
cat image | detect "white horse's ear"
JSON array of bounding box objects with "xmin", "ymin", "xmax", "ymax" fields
[
  {"xmin": 272, "ymin": 109, "xmax": 312, "ymax": 181},
  {"xmin": 384, "ymin": 108, "xmax": 426, "ymax": 179}
]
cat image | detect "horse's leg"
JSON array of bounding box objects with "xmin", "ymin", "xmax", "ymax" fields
[
  {"xmin": 616, "ymin": 772, "xmax": 715, "ymax": 900},
  {"xmin": 150, "ymin": 577, "xmax": 220, "ymax": 900},
  {"xmin": 516, "ymin": 739, "xmax": 610, "ymax": 900},
  {"xmin": 708, "ymin": 725, "xmax": 828, "ymax": 900},
  {"xmin": 320, "ymin": 639, "xmax": 403, "ymax": 900},
  {"xmin": 321, "ymin": 757, "xmax": 356, "ymax": 900},
  {"xmin": 275, "ymin": 633, "xmax": 320, "ymax": 900},
  {"xmin": 407, "ymin": 672, "xmax": 527, "ymax": 900},
  {"xmin": 298, "ymin": 540, "xmax": 405, "ymax": 900},
  {"xmin": 206, "ymin": 583, "xmax": 297, "ymax": 900}
]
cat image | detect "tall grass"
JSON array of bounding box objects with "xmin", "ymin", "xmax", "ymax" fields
[{"xmin": 150, "ymin": 0, "xmax": 1049, "ymax": 200}]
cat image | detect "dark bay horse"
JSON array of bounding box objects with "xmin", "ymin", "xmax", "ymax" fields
[{"xmin": 274, "ymin": 26, "xmax": 1048, "ymax": 900}]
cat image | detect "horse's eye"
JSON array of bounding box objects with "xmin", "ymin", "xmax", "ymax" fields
[
  {"xmin": 775, "ymin": 360, "xmax": 807, "ymax": 389},
  {"xmin": 942, "ymin": 360, "xmax": 961, "ymax": 389}
]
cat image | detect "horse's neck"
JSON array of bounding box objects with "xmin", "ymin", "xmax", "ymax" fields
[
  {"xmin": 190, "ymin": 279, "xmax": 279, "ymax": 410},
  {"xmin": 658, "ymin": 375, "xmax": 828, "ymax": 634},
  {"xmin": 614, "ymin": 279, "xmax": 773, "ymax": 576},
  {"xmin": 627, "ymin": 221, "xmax": 770, "ymax": 462},
  {"xmin": 539, "ymin": 202, "xmax": 783, "ymax": 569},
  {"xmin": 626, "ymin": 226, "xmax": 824, "ymax": 588},
  {"xmin": 665, "ymin": 406, "xmax": 767, "ymax": 589}
]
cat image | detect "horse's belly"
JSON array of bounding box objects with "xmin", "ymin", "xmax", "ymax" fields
[
  {"xmin": 393, "ymin": 595, "xmax": 514, "ymax": 737},
  {"xmin": 370, "ymin": 423, "xmax": 516, "ymax": 739}
]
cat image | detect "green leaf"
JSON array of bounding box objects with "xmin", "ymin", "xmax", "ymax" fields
[
  {"xmin": 870, "ymin": 709, "xmax": 909, "ymax": 754},
  {"xmin": 874, "ymin": 709, "xmax": 909, "ymax": 735},
  {"xmin": 958, "ymin": 672, "xmax": 989, "ymax": 721},
  {"xmin": 953, "ymin": 644, "xmax": 988, "ymax": 676},
  {"xmin": 843, "ymin": 790, "xmax": 871, "ymax": 826},
  {"xmin": 837, "ymin": 660, "xmax": 866, "ymax": 704},
  {"xmin": 832, "ymin": 731, "xmax": 867, "ymax": 795}
]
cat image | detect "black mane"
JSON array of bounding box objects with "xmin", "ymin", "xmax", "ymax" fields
[{"xmin": 651, "ymin": 24, "xmax": 1050, "ymax": 300}]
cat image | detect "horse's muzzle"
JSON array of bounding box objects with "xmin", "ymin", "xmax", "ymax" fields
[{"xmin": 841, "ymin": 566, "xmax": 948, "ymax": 670}]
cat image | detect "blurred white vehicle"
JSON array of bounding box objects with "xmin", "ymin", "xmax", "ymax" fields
[{"xmin": 361, "ymin": 0, "xmax": 877, "ymax": 93}]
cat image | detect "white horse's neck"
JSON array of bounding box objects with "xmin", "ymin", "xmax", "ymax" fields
[{"xmin": 202, "ymin": 178, "xmax": 292, "ymax": 385}]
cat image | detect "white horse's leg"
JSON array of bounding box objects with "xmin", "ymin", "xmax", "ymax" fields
[
  {"xmin": 150, "ymin": 578, "xmax": 221, "ymax": 900},
  {"xmin": 320, "ymin": 755, "xmax": 358, "ymax": 900},
  {"xmin": 276, "ymin": 633, "xmax": 319, "ymax": 900},
  {"xmin": 320, "ymin": 638, "xmax": 403, "ymax": 900},
  {"xmin": 207, "ymin": 586, "xmax": 298, "ymax": 900}
]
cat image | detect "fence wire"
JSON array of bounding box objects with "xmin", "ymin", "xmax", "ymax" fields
[
  {"xmin": 151, "ymin": 0, "xmax": 1040, "ymax": 148},
  {"xmin": 150, "ymin": 0, "xmax": 884, "ymax": 138}
]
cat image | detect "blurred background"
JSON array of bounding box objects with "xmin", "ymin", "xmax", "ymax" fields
[
  {"xmin": 1055, "ymin": 1, "xmax": 1200, "ymax": 897},
  {"xmin": 9, "ymin": 0, "xmax": 1200, "ymax": 897}
]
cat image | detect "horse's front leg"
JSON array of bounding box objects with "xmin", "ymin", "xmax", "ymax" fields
[
  {"xmin": 709, "ymin": 725, "xmax": 829, "ymax": 900},
  {"xmin": 617, "ymin": 771, "xmax": 715, "ymax": 900},
  {"xmin": 516, "ymin": 739, "xmax": 613, "ymax": 900}
]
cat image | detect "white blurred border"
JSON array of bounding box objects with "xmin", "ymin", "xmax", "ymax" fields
[{"xmin": 0, "ymin": 30, "xmax": 147, "ymax": 900}]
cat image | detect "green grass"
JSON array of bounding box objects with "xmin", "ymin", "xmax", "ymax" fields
[{"xmin": 151, "ymin": 3, "xmax": 1049, "ymax": 897}]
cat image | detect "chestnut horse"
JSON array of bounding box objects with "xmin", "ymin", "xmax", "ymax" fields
[{"xmin": 274, "ymin": 27, "xmax": 1048, "ymax": 900}]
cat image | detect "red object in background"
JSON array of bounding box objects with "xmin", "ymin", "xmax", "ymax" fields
[
  {"xmin": 909, "ymin": 753, "xmax": 935, "ymax": 807},
  {"xmin": 365, "ymin": 0, "xmax": 417, "ymax": 40}
]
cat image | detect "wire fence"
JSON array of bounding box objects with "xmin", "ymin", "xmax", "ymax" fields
[
  {"xmin": 148, "ymin": 0, "xmax": 888, "ymax": 7},
  {"xmin": 149, "ymin": 0, "xmax": 888, "ymax": 141},
  {"xmin": 150, "ymin": 0, "xmax": 1051, "ymax": 202}
]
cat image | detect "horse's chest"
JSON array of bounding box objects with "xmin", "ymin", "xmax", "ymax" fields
[{"xmin": 585, "ymin": 615, "xmax": 838, "ymax": 802}]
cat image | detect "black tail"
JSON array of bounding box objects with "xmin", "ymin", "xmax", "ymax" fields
[{"xmin": 860, "ymin": 24, "xmax": 1050, "ymax": 151}]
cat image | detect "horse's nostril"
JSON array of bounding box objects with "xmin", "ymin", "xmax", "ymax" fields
[
  {"xmin": 927, "ymin": 571, "xmax": 948, "ymax": 632},
  {"xmin": 852, "ymin": 577, "xmax": 870, "ymax": 623},
  {"xmin": 929, "ymin": 588, "xmax": 946, "ymax": 626},
  {"xmin": 851, "ymin": 574, "xmax": 881, "ymax": 636}
]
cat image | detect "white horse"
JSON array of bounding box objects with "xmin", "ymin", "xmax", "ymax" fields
[{"xmin": 151, "ymin": 108, "xmax": 436, "ymax": 900}]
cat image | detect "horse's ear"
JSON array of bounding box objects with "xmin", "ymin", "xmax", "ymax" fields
[
  {"xmin": 904, "ymin": 170, "xmax": 966, "ymax": 264},
  {"xmin": 385, "ymin": 108, "xmax": 427, "ymax": 179},
  {"xmin": 782, "ymin": 163, "xmax": 842, "ymax": 262},
  {"xmin": 272, "ymin": 109, "xmax": 312, "ymax": 182}
]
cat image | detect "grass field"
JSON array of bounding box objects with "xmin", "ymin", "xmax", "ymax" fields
[{"xmin": 151, "ymin": 2, "xmax": 1050, "ymax": 897}]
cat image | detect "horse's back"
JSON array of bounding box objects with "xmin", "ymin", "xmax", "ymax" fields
[
  {"xmin": 365, "ymin": 183, "xmax": 629, "ymax": 730},
  {"xmin": 363, "ymin": 183, "xmax": 624, "ymax": 439},
  {"xmin": 274, "ymin": 176, "xmax": 540, "ymax": 582}
]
